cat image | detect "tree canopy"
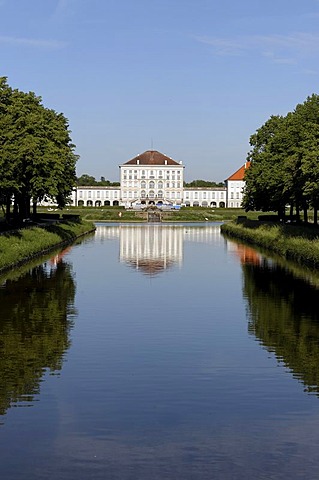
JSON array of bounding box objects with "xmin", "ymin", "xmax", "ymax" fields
[
  {"xmin": 243, "ymin": 94, "xmax": 319, "ymax": 223},
  {"xmin": 184, "ymin": 179, "xmax": 225, "ymax": 188},
  {"xmin": 0, "ymin": 77, "xmax": 78, "ymax": 222},
  {"xmin": 76, "ymin": 174, "xmax": 120, "ymax": 186}
]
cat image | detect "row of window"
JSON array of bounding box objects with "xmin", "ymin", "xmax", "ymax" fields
[
  {"xmin": 230, "ymin": 192, "xmax": 240, "ymax": 199},
  {"xmin": 185, "ymin": 192, "xmax": 225, "ymax": 199},
  {"xmin": 78, "ymin": 191, "xmax": 118, "ymax": 198},
  {"xmin": 78, "ymin": 190, "xmax": 226, "ymax": 199},
  {"xmin": 122, "ymin": 169, "xmax": 182, "ymax": 180},
  {"xmin": 122, "ymin": 181, "xmax": 182, "ymax": 189},
  {"xmin": 122, "ymin": 191, "xmax": 181, "ymax": 199}
]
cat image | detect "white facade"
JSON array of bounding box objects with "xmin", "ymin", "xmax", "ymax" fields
[
  {"xmin": 225, "ymin": 162, "xmax": 250, "ymax": 208},
  {"xmin": 74, "ymin": 186, "xmax": 120, "ymax": 207},
  {"xmin": 226, "ymin": 180, "xmax": 245, "ymax": 208},
  {"xmin": 120, "ymin": 162, "xmax": 184, "ymax": 208},
  {"xmin": 183, "ymin": 188, "xmax": 226, "ymax": 208},
  {"xmin": 70, "ymin": 185, "xmax": 228, "ymax": 208}
]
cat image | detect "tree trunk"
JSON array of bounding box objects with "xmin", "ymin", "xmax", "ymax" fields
[
  {"xmin": 295, "ymin": 202, "xmax": 300, "ymax": 222},
  {"xmin": 303, "ymin": 206, "xmax": 308, "ymax": 224},
  {"xmin": 5, "ymin": 195, "xmax": 11, "ymax": 223},
  {"xmin": 290, "ymin": 204, "xmax": 294, "ymax": 217},
  {"xmin": 314, "ymin": 207, "xmax": 318, "ymax": 226},
  {"xmin": 32, "ymin": 200, "xmax": 37, "ymax": 218}
]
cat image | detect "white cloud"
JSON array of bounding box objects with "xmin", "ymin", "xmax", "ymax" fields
[
  {"xmin": 0, "ymin": 35, "xmax": 67, "ymax": 49},
  {"xmin": 195, "ymin": 32, "xmax": 319, "ymax": 65}
]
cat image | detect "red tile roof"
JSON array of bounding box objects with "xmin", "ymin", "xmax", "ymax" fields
[
  {"xmin": 124, "ymin": 150, "xmax": 181, "ymax": 166},
  {"xmin": 227, "ymin": 161, "xmax": 251, "ymax": 181}
]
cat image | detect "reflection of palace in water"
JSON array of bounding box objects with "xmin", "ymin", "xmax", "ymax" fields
[{"xmin": 95, "ymin": 224, "xmax": 222, "ymax": 275}]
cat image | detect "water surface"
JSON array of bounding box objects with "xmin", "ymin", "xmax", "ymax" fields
[{"xmin": 1, "ymin": 223, "xmax": 319, "ymax": 479}]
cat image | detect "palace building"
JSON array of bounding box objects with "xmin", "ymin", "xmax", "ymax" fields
[{"xmin": 71, "ymin": 150, "xmax": 248, "ymax": 209}]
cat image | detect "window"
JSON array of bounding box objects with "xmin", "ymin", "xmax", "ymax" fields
[
  {"xmin": 149, "ymin": 181, "xmax": 155, "ymax": 188},
  {"xmin": 158, "ymin": 190, "xmax": 163, "ymax": 197},
  {"xmin": 141, "ymin": 181, "xmax": 146, "ymax": 188},
  {"xmin": 149, "ymin": 190, "xmax": 155, "ymax": 198},
  {"xmin": 88, "ymin": 191, "xmax": 92, "ymax": 198},
  {"xmin": 231, "ymin": 192, "xmax": 234, "ymax": 199},
  {"xmin": 141, "ymin": 170, "xmax": 146, "ymax": 178},
  {"xmin": 97, "ymin": 191, "xmax": 100, "ymax": 198},
  {"xmin": 141, "ymin": 190, "xmax": 146, "ymax": 198},
  {"xmin": 158, "ymin": 181, "xmax": 163, "ymax": 189}
]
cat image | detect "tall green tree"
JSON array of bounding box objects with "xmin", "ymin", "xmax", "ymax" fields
[
  {"xmin": 0, "ymin": 77, "xmax": 78, "ymax": 222},
  {"xmin": 243, "ymin": 95, "xmax": 319, "ymax": 223},
  {"xmin": 243, "ymin": 115, "xmax": 288, "ymax": 217}
]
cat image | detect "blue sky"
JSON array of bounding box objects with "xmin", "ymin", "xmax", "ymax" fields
[{"xmin": 1, "ymin": 0, "xmax": 319, "ymax": 182}]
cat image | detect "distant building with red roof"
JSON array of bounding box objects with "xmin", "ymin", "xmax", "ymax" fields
[{"xmin": 225, "ymin": 161, "xmax": 250, "ymax": 208}]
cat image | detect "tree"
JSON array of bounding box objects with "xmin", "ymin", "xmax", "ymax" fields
[
  {"xmin": 184, "ymin": 180, "xmax": 225, "ymax": 187},
  {"xmin": 0, "ymin": 77, "xmax": 78, "ymax": 222},
  {"xmin": 243, "ymin": 115, "xmax": 288, "ymax": 217},
  {"xmin": 243, "ymin": 95, "xmax": 319, "ymax": 223},
  {"xmin": 76, "ymin": 174, "xmax": 97, "ymax": 186}
]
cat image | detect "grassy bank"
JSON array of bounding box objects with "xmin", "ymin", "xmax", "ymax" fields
[
  {"xmin": 0, "ymin": 219, "xmax": 95, "ymax": 274},
  {"xmin": 221, "ymin": 220, "xmax": 319, "ymax": 269},
  {"xmin": 34, "ymin": 206, "xmax": 263, "ymax": 223}
]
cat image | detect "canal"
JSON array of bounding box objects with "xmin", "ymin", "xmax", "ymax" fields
[{"xmin": 1, "ymin": 222, "xmax": 319, "ymax": 479}]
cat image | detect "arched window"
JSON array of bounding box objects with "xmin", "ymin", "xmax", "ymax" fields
[
  {"xmin": 158, "ymin": 190, "xmax": 163, "ymax": 198},
  {"xmin": 141, "ymin": 180, "xmax": 146, "ymax": 188},
  {"xmin": 149, "ymin": 190, "xmax": 155, "ymax": 198},
  {"xmin": 141, "ymin": 190, "xmax": 146, "ymax": 198},
  {"xmin": 158, "ymin": 181, "xmax": 163, "ymax": 189},
  {"xmin": 149, "ymin": 181, "xmax": 155, "ymax": 189}
]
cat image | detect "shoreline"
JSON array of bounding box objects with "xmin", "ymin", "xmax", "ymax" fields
[
  {"xmin": 220, "ymin": 220, "xmax": 319, "ymax": 270},
  {"xmin": 0, "ymin": 220, "xmax": 96, "ymax": 275}
]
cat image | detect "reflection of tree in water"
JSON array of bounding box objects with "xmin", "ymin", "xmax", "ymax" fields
[
  {"xmin": 243, "ymin": 261, "xmax": 319, "ymax": 395},
  {"xmin": 0, "ymin": 261, "xmax": 76, "ymax": 415}
]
